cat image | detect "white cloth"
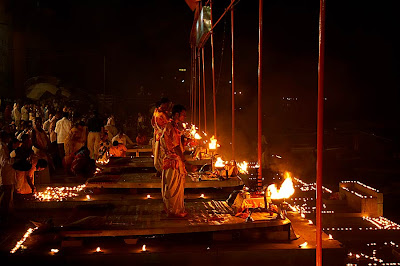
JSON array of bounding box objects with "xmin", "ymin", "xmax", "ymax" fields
[
  {"xmin": 55, "ymin": 117, "xmax": 72, "ymax": 144},
  {"xmin": 21, "ymin": 106, "xmax": 29, "ymax": 121},
  {"xmin": 12, "ymin": 107, "xmax": 21, "ymax": 121},
  {"xmin": 112, "ymin": 134, "xmax": 134, "ymax": 146}
]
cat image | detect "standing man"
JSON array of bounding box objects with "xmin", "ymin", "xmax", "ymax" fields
[
  {"xmin": 12, "ymin": 103, "xmax": 21, "ymax": 130},
  {"xmin": 0, "ymin": 131, "xmax": 15, "ymax": 224},
  {"xmin": 21, "ymin": 104, "xmax": 29, "ymax": 122},
  {"xmin": 87, "ymin": 110, "xmax": 104, "ymax": 160},
  {"xmin": 31, "ymin": 117, "xmax": 51, "ymax": 183},
  {"xmin": 161, "ymin": 104, "xmax": 187, "ymax": 218},
  {"xmin": 151, "ymin": 98, "xmax": 172, "ymax": 175},
  {"xmin": 55, "ymin": 112, "xmax": 72, "ymax": 164}
]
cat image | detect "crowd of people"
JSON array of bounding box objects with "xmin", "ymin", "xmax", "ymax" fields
[{"xmin": 0, "ymin": 97, "xmax": 153, "ymax": 225}]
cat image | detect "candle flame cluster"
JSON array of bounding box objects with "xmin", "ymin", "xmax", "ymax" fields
[
  {"xmin": 96, "ymin": 156, "xmax": 110, "ymax": 165},
  {"xmin": 10, "ymin": 227, "xmax": 38, "ymax": 254},
  {"xmin": 214, "ymin": 157, "xmax": 225, "ymax": 168},
  {"xmin": 267, "ymin": 172, "xmax": 295, "ymax": 199},
  {"xmin": 33, "ymin": 184, "xmax": 86, "ymax": 201},
  {"xmin": 363, "ymin": 216, "xmax": 400, "ymax": 230},
  {"xmin": 237, "ymin": 161, "xmax": 249, "ymax": 174},
  {"xmin": 190, "ymin": 125, "xmax": 202, "ymax": 140},
  {"xmin": 208, "ymin": 135, "xmax": 218, "ymax": 150}
]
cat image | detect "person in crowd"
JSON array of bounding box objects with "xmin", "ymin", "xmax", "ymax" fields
[
  {"xmin": 137, "ymin": 112, "xmax": 145, "ymax": 132},
  {"xmin": 31, "ymin": 117, "xmax": 51, "ymax": 183},
  {"xmin": 87, "ymin": 110, "xmax": 103, "ymax": 160},
  {"xmin": 3, "ymin": 104, "xmax": 12, "ymax": 124},
  {"xmin": 109, "ymin": 140, "xmax": 127, "ymax": 157},
  {"xmin": 97, "ymin": 131, "xmax": 111, "ymax": 161},
  {"xmin": 151, "ymin": 98, "xmax": 172, "ymax": 175},
  {"xmin": 112, "ymin": 129, "xmax": 134, "ymax": 147},
  {"xmin": 55, "ymin": 112, "xmax": 72, "ymax": 164},
  {"xmin": 12, "ymin": 103, "xmax": 21, "ymax": 130},
  {"xmin": 104, "ymin": 115, "xmax": 118, "ymax": 141},
  {"xmin": 42, "ymin": 113, "xmax": 53, "ymax": 134},
  {"xmin": 70, "ymin": 146, "xmax": 96, "ymax": 180},
  {"xmin": 13, "ymin": 134, "xmax": 35, "ymax": 195},
  {"xmin": 63, "ymin": 121, "xmax": 87, "ymax": 172},
  {"xmin": 161, "ymin": 104, "xmax": 188, "ymax": 218},
  {"xmin": 16, "ymin": 121, "xmax": 32, "ymax": 141},
  {"xmin": 136, "ymin": 130, "xmax": 148, "ymax": 145},
  {"xmin": 0, "ymin": 131, "xmax": 15, "ymax": 224},
  {"xmin": 48, "ymin": 112, "xmax": 61, "ymax": 170},
  {"xmin": 21, "ymin": 104, "xmax": 29, "ymax": 122}
]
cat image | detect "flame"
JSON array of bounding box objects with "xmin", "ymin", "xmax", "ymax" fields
[
  {"xmin": 142, "ymin": 245, "xmax": 147, "ymax": 252},
  {"xmin": 96, "ymin": 247, "xmax": 101, "ymax": 252},
  {"xmin": 96, "ymin": 157, "xmax": 110, "ymax": 165},
  {"xmin": 267, "ymin": 172, "xmax": 295, "ymax": 199},
  {"xmin": 209, "ymin": 135, "xmax": 217, "ymax": 150},
  {"xmin": 190, "ymin": 125, "xmax": 202, "ymax": 139},
  {"xmin": 214, "ymin": 157, "xmax": 225, "ymax": 168},
  {"xmin": 237, "ymin": 161, "xmax": 249, "ymax": 174}
]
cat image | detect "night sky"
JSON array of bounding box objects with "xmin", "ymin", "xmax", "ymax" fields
[{"xmin": 11, "ymin": 0, "xmax": 398, "ymax": 125}]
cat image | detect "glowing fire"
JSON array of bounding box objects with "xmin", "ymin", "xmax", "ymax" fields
[
  {"xmin": 96, "ymin": 156, "xmax": 110, "ymax": 165},
  {"xmin": 237, "ymin": 161, "xmax": 249, "ymax": 174},
  {"xmin": 190, "ymin": 125, "xmax": 202, "ymax": 139},
  {"xmin": 142, "ymin": 245, "xmax": 147, "ymax": 252},
  {"xmin": 214, "ymin": 157, "xmax": 225, "ymax": 168},
  {"xmin": 33, "ymin": 185, "xmax": 86, "ymax": 201},
  {"xmin": 267, "ymin": 172, "xmax": 295, "ymax": 199},
  {"xmin": 96, "ymin": 247, "xmax": 101, "ymax": 252},
  {"xmin": 209, "ymin": 135, "xmax": 218, "ymax": 150}
]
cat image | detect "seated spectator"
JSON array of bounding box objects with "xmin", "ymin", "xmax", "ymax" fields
[
  {"xmin": 109, "ymin": 140, "xmax": 127, "ymax": 157},
  {"xmin": 136, "ymin": 131, "xmax": 148, "ymax": 145},
  {"xmin": 112, "ymin": 129, "xmax": 134, "ymax": 147},
  {"xmin": 71, "ymin": 146, "xmax": 96, "ymax": 179}
]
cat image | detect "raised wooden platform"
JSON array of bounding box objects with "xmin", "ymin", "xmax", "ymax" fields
[
  {"xmin": 126, "ymin": 145, "xmax": 152, "ymax": 157},
  {"xmin": 85, "ymin": 172, "xmax": 244, "ymax": 189},
  {"xmin": 53, "ymin": 200, "xmax": 292, "ymax": 238}
]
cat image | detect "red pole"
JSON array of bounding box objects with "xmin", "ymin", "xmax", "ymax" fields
[
  {"xmin": 194, "ymin": 48, "xmax": 197, "ymax": 125},
  {"xmin": 198, "ymin": 49, "xmax": 201, "ymax": 130},
  {"xmin": 210, "ymin": 0, "xmax": 217, "ymax": 138},
  {"xmin": 231, "ymin": 1, "xmax": 235, "ymax": 160},
  {"xmin": 257, "ymin": 0, "xmax": 263, "ymax": 190},
  {"xmin": 316, "ymin": 0, "xmax": 326, "ymax": 265},
  {"xmin": 202, "ymin": 47, "xmax": 207, "ymax": 133},
  {"xmin": 190, "ymin": 47, "xmax": 193, "ymax": 123}
]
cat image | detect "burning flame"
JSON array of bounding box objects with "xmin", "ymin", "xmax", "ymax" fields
[
  {"xmin": 142, "ymin": 245, "xmax": 147, "ymax": 252},
  {"xmin": 214, "ymin": 157, "xmax": 225, "ymax": 168},
  {"xmin": 237, "ymin": 161, "xmax": 249, "ymax": 174},
  {"xmin": 209, "ymin": 135, "xmax": 217, "ymax": 150},
  {"xmin": 267, "ymin": 172, "xmax": 295, "ymax": 199},
  {"xmin": 190, "ymin": 125, "xmax": 202, "ymax": 139},
  {"xmin": 96, "ymin": 157, "xmax": 110, "ymax": 165},
  {"xmin": 96, "ymin": 247, "xmax": 101, "ymax": 252}
]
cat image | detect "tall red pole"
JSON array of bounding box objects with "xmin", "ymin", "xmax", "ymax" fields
[
  {"xmin": 231, "ymin": 1, "xmax": 235, "ymax": 160},
  {"xmin": 190, "ymin": 47, "xmax": 193, "ymax": 123},
  {"xmin": 257, "ymin": 0, "xmax": 263, "ymax": 190},
  {"xmin": 316, "ymin": 0, "xmax": 326, "ymax": 265},
  {"xmin": 194, "ymin": 48, "xmax": 197, "ymax": 125},
  {"xmin": 210, "ymin": 0, "xmax": 217, "ymax": 137},
  {"xmin": 198, "ymin": 49, "xmax": 202, "ymax": 130},
  {"xmin": 202, "ymin": 47, "xmax": 207, "ymax": 133}
]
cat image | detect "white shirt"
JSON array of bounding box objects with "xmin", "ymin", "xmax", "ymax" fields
[
  {"xmin": 112, "ymin": 134, "xmax": 134, "ymax": 147},
  {"xmin": 55, "ymin": 117, "xmax": 72, "ymax": 143},
  {"xmin": 21, "ymin": 106, "xmax": 29, "ymax": 121}
]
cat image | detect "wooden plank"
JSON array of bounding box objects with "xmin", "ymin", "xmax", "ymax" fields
[
  {"xmin": 59, "ymin": 200, "xmax": 290, "ymax": 237},
  {"xmin": 86, "ymin": 173, "xmax": 244, "ymax": 189}
]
